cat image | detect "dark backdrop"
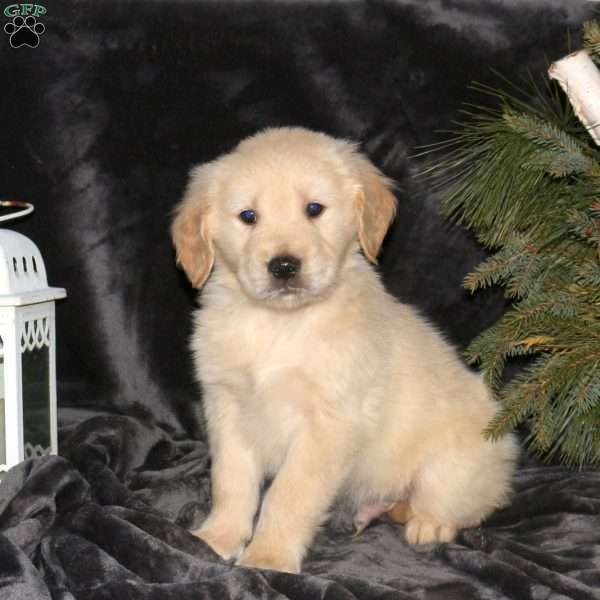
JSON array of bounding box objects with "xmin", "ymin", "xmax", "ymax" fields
[{"xmin": 1, "ymin": 0, "xmax": 591, "ymax": 438}]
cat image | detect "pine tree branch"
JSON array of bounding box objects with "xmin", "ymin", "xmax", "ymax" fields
[{"xmin": 421, "ymin": 22, "xmax": 600, "ymax": 465}]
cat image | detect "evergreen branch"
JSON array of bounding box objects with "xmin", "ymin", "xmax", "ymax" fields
[
  {"xmin": 422, "ymin": 20, "xmax": 600, "ymax": 465},
  {"xmin": 463, "ymin": 237, "xmax": 530, "ymax": 292},
  {"xmin": 503, "ymin": 111, "xmax": 599, "ymax": 177},
  {"xmin": 484, "ymin": 353, "xmax": 557, "ymax": 438}
]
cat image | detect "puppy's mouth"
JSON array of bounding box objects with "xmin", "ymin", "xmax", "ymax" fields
[{"xmin": 265, "ymin": 279, "xmax": 309, "ymax": 298}]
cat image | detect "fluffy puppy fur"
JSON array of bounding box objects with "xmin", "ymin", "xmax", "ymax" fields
[{"xmin": 172, "ymin": 127, "xmax": 518, "ymax": 574}]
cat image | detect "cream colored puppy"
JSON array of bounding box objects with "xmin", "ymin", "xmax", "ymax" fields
[{"xmin": 172, "ymin": 127, "xmax": 518, "ymax": 574}]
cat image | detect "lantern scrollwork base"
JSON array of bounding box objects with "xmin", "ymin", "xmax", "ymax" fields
[{"xmin": 24, "ymin": 442, "xmax": 51, "ymax": 459}]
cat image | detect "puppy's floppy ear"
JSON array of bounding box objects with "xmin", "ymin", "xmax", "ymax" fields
[
  {"xmin": 353, "ymin": 156, "xmax": 397, "ymax": 264},
  {"xmin": 171, "ymin": 164, "xmax": 216, "ymax": 288}
]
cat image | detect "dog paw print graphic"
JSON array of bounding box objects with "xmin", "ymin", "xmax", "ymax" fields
[{"xmin": 4, "ymin": 15, "xmax": 45, "ymax": 48}]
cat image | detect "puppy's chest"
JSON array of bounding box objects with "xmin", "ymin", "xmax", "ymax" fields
[
  {"xmin": 200, "ymin": 309, "xmax": 329, "ymax": 471},
  {"xmin": 198, "ymin": 307, "xmax": 321, "ymax": 382}
]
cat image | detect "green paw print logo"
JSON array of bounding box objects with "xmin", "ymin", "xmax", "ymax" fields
[{"xmin": 3, "ymin": 4, "xmax": 46, "ymax": 48}]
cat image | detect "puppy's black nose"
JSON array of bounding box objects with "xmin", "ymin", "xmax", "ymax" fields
[{"xmin": 268, "ymin": 255, "xmax": 301, "ymax": 280}]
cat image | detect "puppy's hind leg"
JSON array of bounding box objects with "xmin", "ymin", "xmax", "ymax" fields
[{"xmin": 403, "ymin": 434, "xmax": 518, "ymax": 546}]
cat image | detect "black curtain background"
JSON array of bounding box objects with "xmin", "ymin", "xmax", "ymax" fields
[{"xmin": 2, "ymin": 0, "xmax": 590, "ymax": 439}]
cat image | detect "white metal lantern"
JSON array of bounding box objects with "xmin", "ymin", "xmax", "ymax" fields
[{"xmin": 0, "ymin": 228, "xmax": 66, "ymax": 477}]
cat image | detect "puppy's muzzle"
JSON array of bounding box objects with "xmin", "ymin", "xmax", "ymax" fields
[{"xmin": 268, "ymin": 255, "xmax": 302, "ymax": 280}]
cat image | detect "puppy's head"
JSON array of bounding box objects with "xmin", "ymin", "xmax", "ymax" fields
[{"xmin": 172, "ymin": 127, "xmax": 396, "ymax": 309}]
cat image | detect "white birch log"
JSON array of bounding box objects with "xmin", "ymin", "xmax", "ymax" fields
[{"xmin": 548, "ymin": 50, "xmax": 600, "ymax": 146}]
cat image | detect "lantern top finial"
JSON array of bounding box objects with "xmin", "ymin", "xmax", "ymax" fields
[{"xmin": 0, "ymin": 230, "xmax": 65, "ymax": 306}]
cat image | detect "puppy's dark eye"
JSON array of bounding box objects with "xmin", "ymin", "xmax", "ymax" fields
[
  {"xmin": 239, "ymin": 209, "xmax": 257, "ymax": 225},
  {"xmin": 306, "ymin": 202, "xmax": 325, "ymax": 218}
]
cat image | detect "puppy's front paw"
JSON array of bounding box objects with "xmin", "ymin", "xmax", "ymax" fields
[
  {"xmin": 193, "ymin": 515, "xmax": 251, "ymax": 560},
  {"xmin": 236, "ymin": 541, "xmax": 301, "ymax": 573},
  {"xmin": 405, "ymin": 516, "xmax": 456, "ymax": 545}
]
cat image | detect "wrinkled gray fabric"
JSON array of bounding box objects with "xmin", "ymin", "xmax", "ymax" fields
[{"xmin": 1, "ymin": 419, "xmax": 600, "ymax": 599}]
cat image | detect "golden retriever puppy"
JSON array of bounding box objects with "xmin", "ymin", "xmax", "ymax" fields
[{"xmin": 172, "ymin": 127, "xmax": 518, "ymax": 574}]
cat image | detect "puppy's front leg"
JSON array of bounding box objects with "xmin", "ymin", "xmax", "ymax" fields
[
  {"xmin": 194, "ymin": 385, "xmax": 261, "ymax": 560},
  {"xmin": 237, "ymin": 418, "xmax": 351, "ymax": 573}
]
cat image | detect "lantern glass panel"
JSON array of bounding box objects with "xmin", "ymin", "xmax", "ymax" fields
[{"xmin": 22, "ymin": 319, "xmax": 51, "ymax": 459}]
